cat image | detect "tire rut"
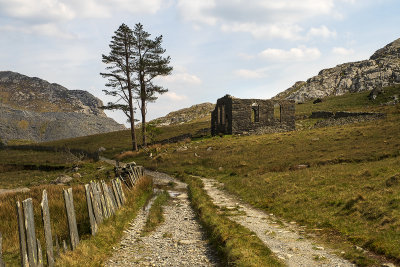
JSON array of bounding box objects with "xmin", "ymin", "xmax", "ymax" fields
[
  {"xmin": 200, "ymin": 177, "xmax": 355, "ymax": 267},
  {"xmin": 105, "ymin": 171, "xmax": 219, "ymax": 266}
]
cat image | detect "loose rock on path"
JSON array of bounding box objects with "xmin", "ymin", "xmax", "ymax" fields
[
  {"xmin": 105, "ymin": 171, "xmax": 219, "ymax": 266},
  {"xmin": 200, "ymin": 177, "xmax": 355, "ymax": 267}
]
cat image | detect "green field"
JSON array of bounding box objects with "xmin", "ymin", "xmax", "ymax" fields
[{"xmin": 1, "ymin": 85, "xmax": 399, "ymax": 266}]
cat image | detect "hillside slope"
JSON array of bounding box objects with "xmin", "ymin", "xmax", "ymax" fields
[
  {"xmin": 0, "ymin": 71, "xmax": 125, "ymax": 143},
  {"xmin": 275, "ymin": 37, "xmax": 400, "ymax": 102},
  {"xmin": 151, "ymin": 102, "xmax": 214, "ymax": 126}
]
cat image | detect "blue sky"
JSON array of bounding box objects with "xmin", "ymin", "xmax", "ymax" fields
[{"xmin": 0, "ymin": 0, "xmax": 399, "ymax": 125}]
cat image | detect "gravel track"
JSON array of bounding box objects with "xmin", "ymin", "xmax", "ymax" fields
[
  {"xmin": 200, "ymin": 177, "xmax": 355, "ymax": 267},
  {"xmin": 105, "ymin": 171, "xmax": 219, "ymax": 266}
]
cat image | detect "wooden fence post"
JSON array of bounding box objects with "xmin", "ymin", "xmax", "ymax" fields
[
  {"xmin": 111, "ymin": 180, "xmax": 122, "ymax": 208},
  {"xmin": 22, "ymin": 198, "xmax": 37, "ymax": 267},
  {"xmin": 54, "ymin": 236, "xmax": 60, "ymax": 258},
  {"xmin": 16, "ymin": 201, "xmax": 29, "ymax": 267},
  {"xmin": 0, "ymin": 233, "xmax": 5, "ymax": 267},
  {"xmin": 116, "ymin": 179, "xmax": 126, "ymax": 204},
  {"xmin": 90, "ymin": 182, "xmax": 103, "ymax": 224},
  {"xmin": 84, "ymin": 184, "xmax": 98, "ymax": 235},
  {"xmin": 62, "ymin": 240, "xmax": 67, "ymax": 253},
  {"xmin": 40, "ymin": 190, "xmax": 54, "ymax": 267},
  {"xmin": 101, "ymin": 181, "xmax": 115, "ymax": 215},
  {"xmin": 36, "ymin": 239, "xmax": 43, "ymax": 267},
  {"xmin": 63, "ymin": 188, "xmax": 79, "ymax": 250},
  {"xmin": 96, "ymin": 183, "xmax": 109, "ymax": 218}
]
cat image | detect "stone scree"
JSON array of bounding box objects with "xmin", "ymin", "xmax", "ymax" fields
[{"xmin": 211, "ymin": 95, "xmax": 295, "ymax": 135}]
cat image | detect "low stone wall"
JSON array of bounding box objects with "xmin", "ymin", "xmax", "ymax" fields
[
  {"xmin": 310, "ymin": 111, "xmax": 386, "ymax": 119},
  {"xmin": 314, "ymin": 114, "xmax": 386, "ymax": 128}
]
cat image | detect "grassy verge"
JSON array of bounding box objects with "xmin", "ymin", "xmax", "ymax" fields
[
  {"xmin": 183, "ymin": 174, "xmax": 283, "ymax": 267},
  {"xmin": 55, "ymin": 176, "xmax": 153, "ymax": 266},
  {"xmin": 127, "ymin": 114, "xmax": 400, "ymax": 265},
  {"xmin": 141, "ymin": 191, "xmax": 170, "ymax": 236}
]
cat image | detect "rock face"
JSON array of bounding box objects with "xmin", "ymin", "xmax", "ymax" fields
[
  {"xmin": 275, "ymin": 38, "xmax": 400, "ymax": 102},
  {"xmin": 152, "ymin": 103, "xmax": 215, "ymax": 126},
  {"xmin": 0, "ymin": 71, "xmax": 106, "ymax": 116},
  {"xmin": 0, "ymin": 71, "xmax": 125, "ymax": 143}
]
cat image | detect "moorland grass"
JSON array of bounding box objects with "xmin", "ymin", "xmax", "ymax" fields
[
  {"xmin": 39, "ymin": 120, "xmax": 210, "ymax": 158},
  {"xmin": 55, "ymin": 176, "xmax": 153, "ymax": 266},
  {"xmin": 127, "ymin": 115, "xmax": 400, "ymax": 265},
  {"xmin": 0, "ymin": 163, "xmax": 140, "ymax": 266},
  {"xmin": 141, "ymin": 190, "xmax": 170, "ymax": 235},
  {"xmin": 184, "ymin": 174, "xmax": 283, "ymax": 267}
]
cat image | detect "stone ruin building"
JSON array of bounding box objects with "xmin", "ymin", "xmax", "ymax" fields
[{"xmin": 211, "ymin": 95, "xmax": 295, "ymax": 135}]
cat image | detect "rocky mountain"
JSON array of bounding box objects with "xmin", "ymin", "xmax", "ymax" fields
[
  {"xmin": 0, "ymin": 71, "xmax": 125, "ymax": 143},
  {"xmin": 151, "ymin": 103, "xmax": 215, "ymax": 126},
  {"xmin": 274, "ymin": 38, "xmax": 400, "ymax": 102}
]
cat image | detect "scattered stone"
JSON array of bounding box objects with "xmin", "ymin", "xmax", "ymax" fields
[
  {"xmin": 72, "ymin": 173, "xmax": 81, "ymax": 179},
  {"xmin": 218, "ymin": 167, "xmax": 224, "ymax": 171},
  {"xmin": 381, "ymin": 263, "xmax": 396, "ymax": 267},
  {"xmin": 293, "ymin": 164, "xmax": 309, "ymax": 170},
  {"xmin": 206, "ymin": 147, "xmax": 213, "ymax": 151},
  {"xmin": 52, "ymin": 175, "xmax": 73, "ymax": 185},
  {"xmin": 98, "ymin": 147, "xmax": 106, "ymax": 152}
]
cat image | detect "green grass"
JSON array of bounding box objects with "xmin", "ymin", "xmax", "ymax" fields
[
  {"xmin": 122, "ymin": 87, "xmax": 400, "ymax": 265},
  {"xmin": 184, "ymin": 174, "xmax": 283, "ymax": 266},
  {"xmin": 295, "ymin": 85, "xmax": 400, "ymax": 116},
  {"xmin": 141, "ymin": 190, "xmax": 170, "ymax": 235},
  {"xmin": 39, "ymin": 120, "xmax": 210, "ymax": 158},
  {"xmin": 2, "ymin": 86, "xmax": 399, "ymax": 265},
  {"xmin": 55, "ymin": 176, "xmax": 153, "ymax": 266}
]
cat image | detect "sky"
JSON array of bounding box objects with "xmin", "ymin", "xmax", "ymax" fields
[{"xmin": 0, "ymin": 0, "xmax": 399, "ymax": 126}]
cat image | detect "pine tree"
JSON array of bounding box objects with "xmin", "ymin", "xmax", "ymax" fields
[
  {"xmin": 100, "ymin": 23, "xmax": 138, "ymax": 151},
  {"xmin": 131, "ymin": 23, "xmax": 173, "ymax": 147}
]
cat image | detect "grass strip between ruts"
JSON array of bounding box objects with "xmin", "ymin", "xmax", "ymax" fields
[{"xmin": 183, "ymin": 174, "xmax": 283, "ymax": 267}]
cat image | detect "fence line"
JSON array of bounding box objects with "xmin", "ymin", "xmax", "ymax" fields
[
  {"xmin": 9, "ymin": 165, "xmax": 145, "ymax": 267},
  {"xmin": 0, "ymin": 232, "xmax": 5, "ymax": 267}
]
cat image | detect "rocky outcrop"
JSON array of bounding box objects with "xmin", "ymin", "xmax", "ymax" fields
[
  {"xmin": 0, "ymin": 71, "xmax": 106, "ymax": 116},
  {"xmin": 152, "ymin": 103, "xmax": 215, "ymax": 126},
  {"xmin": 0, "ymin": 104, "xmax": 125, "ymax": 143},
  {"xmin": 274, "ymin": 38, "xmax": 400, "ymax": 102},
  {"xmin": 0, "ymin": 71, "xmax": 125, "ymax": 142}
]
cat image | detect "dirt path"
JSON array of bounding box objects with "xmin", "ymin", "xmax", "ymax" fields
[
  {"xmin": 200, "ymin": 177, "xmax": 355, "ymax": 267},
  {"xmin": 105, "ymin": 171, "xmax": 219, "ymax": 266}
]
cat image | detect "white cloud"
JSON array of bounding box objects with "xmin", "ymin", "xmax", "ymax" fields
[
  {"xmin": 307, "ymin": 25, "xmax": 337, "ymax": 39},
  {"xmin": 259, "ymin": 46, "xmax": 321, "ymax": 61},
  {"xmin": 158, "ymin": 72, "xmax": 202, "ymax": 85},
  {"xmin": 177, "ymin": 0, "xmax": 217, "ymax": 26},
  {"xmin": 234, "ymin": 69, "xmax": 266, "ymax": 79},
  {"xmin": 0, "ymin": 0, "xmax": 75, "ymax": 22},
  {"xmin": 0, "ymin": 24, "xmax": 77, "ymax": 39},
  {"xmin": 164, "ymin": 91, "xmax": 188, "ymax": 101},
  {"xmin": 177, "ymin": 0, "xmax": 354, "ymax": 39},
  {"xmin": 221, "ymin": 22, "xmax": 303, "ymax": 40},
  {"xmin": 332, "ymin": 47, "xmax": 354, "ymax": 55},
  {"xmin": 0, "ymin": 0, "xmax": 165, "ymax": 39}
]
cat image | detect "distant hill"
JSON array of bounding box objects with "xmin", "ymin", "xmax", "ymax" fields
[
  {"xmin": 151, "ymin": 103, "xmax": 215, "ymax": 126},
  {"xmin": 274, "ymin": 37, "xmax": 400, "ymax": 102},
  {"xmin": 0, "ymin": 71, "xmax": 125, "ymax": 143}
]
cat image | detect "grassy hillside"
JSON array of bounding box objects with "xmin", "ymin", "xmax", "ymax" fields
[
  {"xmin": 111, "ymin": 86, "xmax": 400, "ymax": 265},
  {"xmin": 39, "ymin": 119, "xmax": 210, "ymax": 157},
  {"xmin": 1, "ymin": 85, "xmax": 399, "ymax": 265}
]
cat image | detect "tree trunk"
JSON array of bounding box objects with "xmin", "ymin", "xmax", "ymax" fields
[
  {"xmin": 141, "ymin": 98, "xmax": 146, "ymax": 147},
  {"xmin": 129, "ymin": 116, "xmax": 137, "ymax": 151}
]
